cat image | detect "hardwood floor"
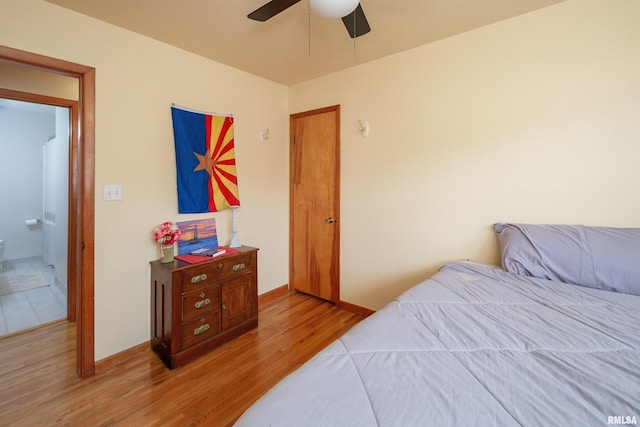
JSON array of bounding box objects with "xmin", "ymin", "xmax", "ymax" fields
[{"xmin": 0, "ymin": 290, "xmax": 365, "ymax": 426}]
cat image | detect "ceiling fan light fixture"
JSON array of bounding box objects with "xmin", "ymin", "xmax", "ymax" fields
[{"xmin": 309, "ymin": 0, "xmax": 359, "ymax": 18}]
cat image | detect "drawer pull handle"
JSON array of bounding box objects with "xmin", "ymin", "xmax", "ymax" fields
[
  {"xmin": 191, "ymin": 273, "xmax": 208, "ymax": 284},
  {"xmin": 194, "ymin": 298, "xmax": 211, "ymax": 309},
  {"xmin": 194, "ymin": 323, "xmax": 210, "ymax": 336},
  {"xmin": 222, "ymin": 303, "xmax": 227, "ymax": 310},
  {"xmin": 232, "ymin": 263, "xmax": 246, "ymax": 272}
]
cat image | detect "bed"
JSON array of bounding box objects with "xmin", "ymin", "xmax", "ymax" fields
[{"xmin": 234, "ymin": 224, "xmax": 640, "ymax": 426}]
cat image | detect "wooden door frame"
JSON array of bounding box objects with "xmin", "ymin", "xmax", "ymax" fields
[
  {"xmin": 0, "ymin": 45, "xmax": 95, "ymax": 378},
  {"xmin": 289, "ymin": 105, "xmax": 341, "ymax": 304}
]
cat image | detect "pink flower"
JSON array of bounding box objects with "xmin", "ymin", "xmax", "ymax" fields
[{"xmin": 153, "ymin": 222, "xmax": 181, "ymax": 246}]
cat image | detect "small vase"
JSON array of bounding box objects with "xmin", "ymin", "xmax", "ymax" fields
[{"xmin": 160, "ymin": 245, "xmax": 174, "ymax": 263}]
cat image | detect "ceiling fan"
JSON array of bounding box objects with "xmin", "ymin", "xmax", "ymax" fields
[{"xmin": 248, "ymin": 0, "xmax": 371, "ymax": 38}]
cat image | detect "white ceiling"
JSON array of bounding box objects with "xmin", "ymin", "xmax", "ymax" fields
[{"xmin": 43, "ymin": 0, "xmax": 564, "ymax": 86}]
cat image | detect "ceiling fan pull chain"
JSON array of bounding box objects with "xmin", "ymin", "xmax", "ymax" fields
[
  {"xmin": 353, "ymin": 12, "xmax": 356, "ymax": 53},
  {"xmin": 308, "ymin": 0, "xmax": 311, "ymax": 56}
]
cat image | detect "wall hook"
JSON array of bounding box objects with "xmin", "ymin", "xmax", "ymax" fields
[
  {"xmin": 260, "ymin": 129, "xmax": 270, "ymax": 143},
  {"xmin": 359, "ymin": 120, "xmax": 369, "ymax": 137}
]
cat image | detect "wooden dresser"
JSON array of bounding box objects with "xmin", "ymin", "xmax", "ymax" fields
[{"xmin": 150, "ymin": 246, "xmax": 258, "ymax": 369}]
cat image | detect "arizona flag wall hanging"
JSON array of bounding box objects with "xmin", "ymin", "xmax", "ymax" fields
[{"xmin": 171, "ymin": 106, "xmax": 240, "ymax": 213}]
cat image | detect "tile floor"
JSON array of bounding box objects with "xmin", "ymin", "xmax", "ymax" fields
[{"xmin": 0, "ymin": 257, "xmax": 67, "ymax": 337}]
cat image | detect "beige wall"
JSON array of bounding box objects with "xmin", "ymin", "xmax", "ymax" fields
[
  {"xmin": 2, "ymin": 0, "xmax": 639, "ymax": 361},
  {"xmin": 289, "ymin": 0, "xmax": 640, "ymax": 309},
  {"xmin": 1, "ymin": 0, "xmax": 290, "ymax": 360}
]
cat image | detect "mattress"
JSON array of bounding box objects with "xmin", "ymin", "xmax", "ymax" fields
[{"xmin": 234, "ymin": 261, "xmax": 640, "ymax": 426}]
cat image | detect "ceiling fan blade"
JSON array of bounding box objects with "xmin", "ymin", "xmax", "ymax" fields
[
  {"xmin": 248, "ymin": 0, "xmax": 303, "ymax": 21},
  {"xmin": 341, "ymin": 3, "xmax": 370, "ymax": 38}
]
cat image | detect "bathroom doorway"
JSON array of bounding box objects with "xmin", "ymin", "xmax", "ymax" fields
[
  {"xmin": 0, "ymin": 98, "xmax": 70, "ymax": 336},
  {"xmin": 0, "ymin": 44, "xmax": 96, "ymax": 377}
]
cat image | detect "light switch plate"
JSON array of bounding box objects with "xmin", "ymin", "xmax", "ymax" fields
[{"xmin": 103, "ymin": 184, "xmax": 123, "ymax": 201}]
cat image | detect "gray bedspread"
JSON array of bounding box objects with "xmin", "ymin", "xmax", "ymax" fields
[{"xmin": 234, "ymin": 261, "xmax": 640, "ymax": 426}]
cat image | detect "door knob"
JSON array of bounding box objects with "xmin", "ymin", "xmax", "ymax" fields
[{"xmin": 325, "ymin": 217, "xmax": 336, "ymax": 224}]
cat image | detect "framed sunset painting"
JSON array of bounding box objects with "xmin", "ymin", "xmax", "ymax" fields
[{"xmin": 176, "ymin": 218, "xmax": 219, "ymax": 255}]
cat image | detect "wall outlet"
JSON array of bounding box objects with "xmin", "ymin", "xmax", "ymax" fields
[{"xmin": 103, "ymin": 184, "xmax": 123, "ymax": 201}]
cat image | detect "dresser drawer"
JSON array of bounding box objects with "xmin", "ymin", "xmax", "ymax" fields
[
  {"xmin": 216, "ymin": 254, "xmax": 253, "ymax": 281},
  {"xmin": 180, "ymin": 263, "xmax": 220, "ymax": 290},
  {"xmin": 182, "ymin": 286, "xmax": 221, "ymax": 323},
  {"xmin": 181, "ymin": 312, "xmax": 221, "ymax": 349}
]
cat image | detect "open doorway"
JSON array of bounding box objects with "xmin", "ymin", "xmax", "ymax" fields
[
  {"xmin": 0, "ymin": 45, "xmax": 96, "ymax": 378},
  {"xmin": 0, "ymin": 98, "xmax": 70, "ymax": 335}
]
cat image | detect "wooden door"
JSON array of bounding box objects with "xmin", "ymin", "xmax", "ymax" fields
[{"xmin": 289, "ymin": 105, "xmax": 340, "ymax": 303}]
